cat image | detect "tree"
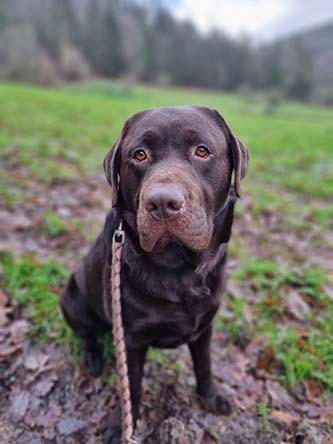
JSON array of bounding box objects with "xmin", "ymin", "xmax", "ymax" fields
[
  {"xmin": 284, "ymin": 41, "xmax": 314, "ymax": 101},
  {"xmin": 83, "ymin": 0, "xmax": 126, "ymax": 77}
]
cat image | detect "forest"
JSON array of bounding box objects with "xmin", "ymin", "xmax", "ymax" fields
[{"xmin": 0, "ymin": 0, "xmax": 329, "ymax": 102}]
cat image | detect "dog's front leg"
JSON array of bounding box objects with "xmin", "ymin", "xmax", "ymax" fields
[
  {"xmin": 127, "ymin": 344, "xmax": 148, "ymax": 423},
  {"xmin": 102, "ymin": 345, "xmax": 147, "ymax": 444},
  {"xmin": 188, "ymin": 325, "xmax": 231, "ymax": 415}
]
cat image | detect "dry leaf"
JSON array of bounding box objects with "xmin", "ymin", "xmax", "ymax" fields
[
  {"xmin": 266, "ymin": 380, "xmax": 294, "ymax": 410},
  {"xmin": 284, "ymin": 290, "xmax": 310, "ymax": 321},
  {"xmin": 270, "ymin": 410, "xmax": 300, "ymax": 429},
  {"xmin": 304, "ymin": 380, "xmax": 323, "ymax": 403}
]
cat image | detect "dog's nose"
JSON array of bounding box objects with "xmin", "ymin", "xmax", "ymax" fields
[{"xmin": 145, "ymin": 187, "xmax": 184, "ymax": 220}]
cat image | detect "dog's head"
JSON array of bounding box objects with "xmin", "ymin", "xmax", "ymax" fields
[{"xmin": 104, "ymin": 106, "xmax": 248, "ymax": 253}]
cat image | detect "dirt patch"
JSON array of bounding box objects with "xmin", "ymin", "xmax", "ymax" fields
[{"xmin": 1, "ymin": 174, "xmax": 333, "ymax": 443}]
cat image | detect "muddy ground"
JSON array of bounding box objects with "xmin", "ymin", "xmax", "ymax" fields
[{"xmin": 1, "ymin": 173, "xmax": 332, "ymax": 444}]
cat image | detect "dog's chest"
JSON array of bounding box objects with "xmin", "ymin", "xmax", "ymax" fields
[{"xmin": 122, "ymin": 283, "xmax": 220, "ymax": 348}]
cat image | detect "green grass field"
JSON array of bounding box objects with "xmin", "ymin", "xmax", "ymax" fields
[
  {"xmin": 1, "ymin": 81, "xmax": 333, "ymax": 210},
  {"xmin": 1, "ymin": 81, "xmax": 333, "ymax": 395}
]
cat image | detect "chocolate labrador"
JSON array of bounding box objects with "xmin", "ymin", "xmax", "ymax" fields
[{"xmin": 60, "ymin": 106, "xmax": 248, "ymax": 443}]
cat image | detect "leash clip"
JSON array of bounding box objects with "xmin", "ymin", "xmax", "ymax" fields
[{"xmin": 112, "ymin": 220, "xmax": 125, "ymax": 245}]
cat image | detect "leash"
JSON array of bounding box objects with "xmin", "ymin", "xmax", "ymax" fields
[{"xmin": 106, "ymin": 220, "xmax": 140, "ymax": 444}]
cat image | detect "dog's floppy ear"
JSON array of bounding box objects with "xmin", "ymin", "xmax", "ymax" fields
[
  {"xmin": 103, "ymin": 138, "xmax": 122, "ymax": 207},
  {"xmin": 103, "ymin": 118, "xmax": 132, "ymax": 207},
  {"xmin": 104, "ymin": 111, "xmax": 148, "ymax": 207},
  {"xmin": 212, "ymin": 110, "xmax": 249, "ymax": 198},
  {"xmin": 229, "ymin": 132, "xmax": 249, "ymax": 198}
]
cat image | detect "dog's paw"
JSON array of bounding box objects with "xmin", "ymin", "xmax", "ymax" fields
[
  {"xmin": 102, "ymin": 425, "xmax": 122, "ymax": 444},
  {"xmin": 83, "ymin": 349, "xmax": 104, "ymax": 377},
  {"xmin": 201, "ymin": 392, "xmax": 232, "ymax": 415}
]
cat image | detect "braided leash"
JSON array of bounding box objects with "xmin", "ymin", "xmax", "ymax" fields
[{"xmin": 107, "ymin": 221, "xmax": 140, "ymax": 444}]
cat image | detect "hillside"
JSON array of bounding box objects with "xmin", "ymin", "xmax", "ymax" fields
[{"xmin": 275, "ymin": 21, "xmax": 333, "ymax": 103}]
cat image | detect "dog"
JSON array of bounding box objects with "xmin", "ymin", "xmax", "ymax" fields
[{"xmin": 60, "ymin": 105, "xmax": 248, "ymax": 443}]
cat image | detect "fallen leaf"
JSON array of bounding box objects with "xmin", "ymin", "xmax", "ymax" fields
[
  {"xmin": 0, "ymin": 288, "xmax": 7, "ymax": 305},
  {"xmin": 323, "ymin": 285, "xmax": 333, "ymax": 301},
  {"xmin": 284, "ymin": 290, "xmax": 310, "ymax": 321},
  {"xmin": 10, "ymin": 319, "xmax": 30, "ymax": 344},
  {"xmin": 10, "ymin": 391, "xmax": 32, "ymax": 422},
  {"xmin": 226, "ymin": 280, "xmax": 243, "ymax": 298},
  {"xmin": 301, "ymin": 404, "xmax": 321, "ymax": 419},
  {"xmin": 270, "ymin": 410, "xmax": 301, "ymax": 429},
  {"xmin": 256, "ymin": 345, "xmax": 275, "ymax": 372},
  {"xmin": 0, "ymin": 289, "xmax": 9, "ymax": 327},
  {"xmin": 243, "ymin": 304, "xmax": 253, "ymax": 324},
  {"xmin": 36, "ymin": 409, "xmax": 59, "ymax": 428},
  {"xmin": 57, "ymin": 417, "xmax": 85, "ymax": 436},
  {"xmin": 304, "ymin": 380, "xmax": 323, "ymax": 403},
  {"xmin": 0, "ymin": 343, "xmax": 22, "ymax": 359},
  {"xmin": 23, "ymin": 348, "xmax": 49, "ymax": 371},
  {"xmin": 13, "ymin": 213, "xmax": 32, "ymax": 231},
  {"xmin": 319, "ymin": 406, "xmax": 333, "ymax": 422},
  {"xmin": 266, "ymin": 380, "xmax": 294, "ymax": 410},
  {"xmin": 296, "ymin": 338, "xmax": 321, "ymax": 359},
  {"xmin": 157, "ymin": 417, "xmax": 194, "ymax": 444},
  {"xmin": 33, "ymin": 378, "xmax": 56, "ymax": 398}
]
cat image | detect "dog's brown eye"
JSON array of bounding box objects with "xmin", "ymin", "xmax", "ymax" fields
[
  {"xmin": 195, "ymin": 146, "xmax": 210, "ymax": 158},
  {"xmin": 133, "ymin": 149, "xmax": 147, "ymax": 162}
]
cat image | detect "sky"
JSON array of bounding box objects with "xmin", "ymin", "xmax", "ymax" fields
[{"xmin": 161, "ymin": 0, "xmax": 333, "ymax": 40}]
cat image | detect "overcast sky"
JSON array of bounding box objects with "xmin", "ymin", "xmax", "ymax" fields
[{"xmin": 161, "ymin": 0, "xmax": 333, "ymax": 40}]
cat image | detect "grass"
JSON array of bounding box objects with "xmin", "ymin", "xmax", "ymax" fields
[
  {"xmin": 1, "ymin": 81, "xmax": 333, "ymax": 200},
  {"xmin": 0, "ymin": 251, "xmax": 68, "ymax": 342},
  {"xmin": 2, "ymin": 251, "xmax": 331, "ymax": 389},
  {"xmin": 0, "ymin": 80, "xmax": 332, "ymax": 393},
  {"xmin": 44, "ymin": 211, "xmax": 67, "ymax": 238},
  {"xmin": 0, "ymin": 252, "xmax": 114, "ymax": 360},
  {"xmin": 1, "ymin": 80, "xmax": 332, "ymax": 249},
  {"xmin": 216, "ymin": 256, "xmax": 333, "ymax": 391},
  {"xmin": 257, "ymin": 403, "xmax": 270, "ymax": 430}
]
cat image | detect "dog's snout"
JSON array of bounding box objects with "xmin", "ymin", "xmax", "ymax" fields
[{"xmin": 145, "ymin": 186, "xmax": 184, "ymax": 220}]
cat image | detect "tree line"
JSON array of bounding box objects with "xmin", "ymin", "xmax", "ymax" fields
[{"xmin": 0, "ymin": 0, "xmax": 315, "ymax": 101}]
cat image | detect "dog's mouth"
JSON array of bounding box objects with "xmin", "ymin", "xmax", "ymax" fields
[
  {"xmin": 137, "ymin": 212, "xmax": 213, "ymax": 254},
  {"xmin": 149, "ymin": 228, "xmax": 183, "ymax": 252}
]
